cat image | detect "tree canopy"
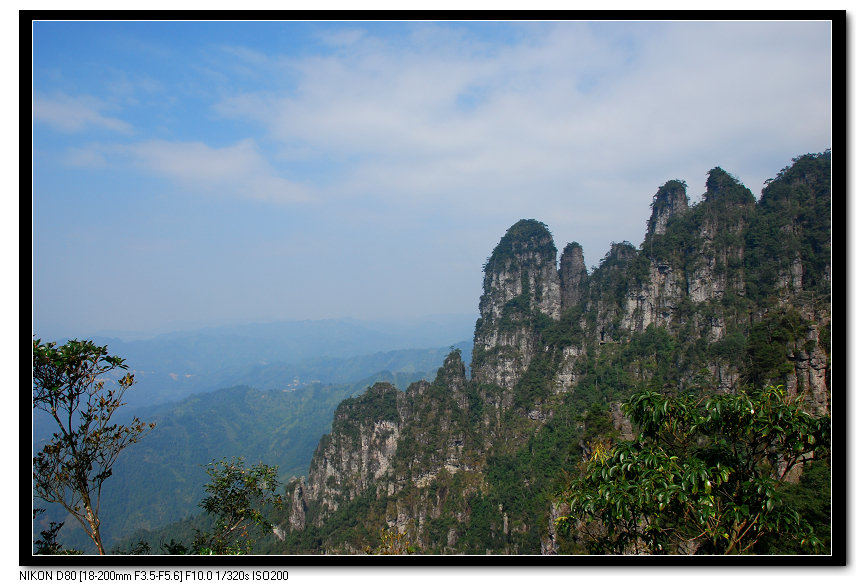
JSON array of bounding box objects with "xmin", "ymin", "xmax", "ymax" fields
[
  {"xmin": 32, "ymin": 339, "xmax": 154, "ymax": 554},
  {"xmin": 191, "ymin": 457, "xmax": 283, "ymax": 555},
  {"xmin": 556, "ymin": 385, "xmax": 830, "ymax": 555}
]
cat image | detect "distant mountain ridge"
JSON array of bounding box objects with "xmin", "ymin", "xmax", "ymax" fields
[
  {"xmin": 67, "ymin": 315, "xmax": 476, "ymax": 408},
  {"xmin": 34, "ymin": 333, "xmax": 473, "ymax": 552}
]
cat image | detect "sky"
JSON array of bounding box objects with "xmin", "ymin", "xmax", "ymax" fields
[{"xmin": 31, "ymin": 19, "xmax": 834, "ymax": 340}]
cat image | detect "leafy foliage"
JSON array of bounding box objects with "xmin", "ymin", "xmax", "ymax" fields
[
  {"xmin": 191, "ymin": 458, "xmax": 282, "ymax": 555},
  {"xmin": 112, "ymin": 458, "xmax": 283, "ymax": 555},
  {"xmin": 32, "ymin": 339, "xmax": 155, "ymax": 554},
  {"xmin": 753, "ymin": 459, "xmax": 831, "ymax": 554},
  {"xmin": 556, "ymin": 386, "xmax": 830, "ymax": 554}
]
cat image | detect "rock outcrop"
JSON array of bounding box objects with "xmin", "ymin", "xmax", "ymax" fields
[
  {"xmin": 559, "ymin": 242, "xmax": 588, "ymax": 311},
  {"xmin": 647, "ymin": 179, "xmax": 689, "ymax": 237},
  {"xmin": 280, "ymin": 151, "xmax": 832, "ymax": 553},
  {"xmin": 287, "ymin": 350, "xmax": 483, "ymax": 536},
  {"xmin": 299, "ymin": 382, "xmax": 401, "ymax": 523},
  {"xmin": 471, "ymin": 219, "xmax": 561, "ymax": 394}
]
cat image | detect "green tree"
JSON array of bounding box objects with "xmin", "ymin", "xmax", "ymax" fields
[
  {"xmin": 556, "ymin": 385, "xmax": 830, "ymax": 555},
  {"xmin": 191, "ymin": 457, "xmax": 282, "ymax": 554},
  {"xmin": 32, "ymin": 339, "xmax": 154, "ymax": 554}
]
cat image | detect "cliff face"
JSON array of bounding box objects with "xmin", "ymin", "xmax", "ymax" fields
[
  {"xmin": 286, "ymin": 351, "xmax": 485, "ymax": 541},
  {"xmin": 560, "ymin": 242, "xmax": 588, "ymax": 312},
  {"xmin": 647, "ymin": 180, "xmax": 689, "ymax": 237},
  {"xmin": 471, "ymin": 219, "xmax": 561, "ymax": 396},
  {"xmin": 279, "ymin": 151, "xmax": 831, "ymax": 554},
  {"xmin": 299, "ymin": 382, "xmax": 401, "ymax": 524}
]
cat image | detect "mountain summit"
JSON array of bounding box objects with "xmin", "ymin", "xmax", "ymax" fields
[{"xmin": 273, "ymin": 151, "xmax": 832, "ymax": 554}]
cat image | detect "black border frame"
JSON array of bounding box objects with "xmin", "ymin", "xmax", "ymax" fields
[{"xmin": 22, "ymin": 9, "xmax": 847, "ymax": 569}]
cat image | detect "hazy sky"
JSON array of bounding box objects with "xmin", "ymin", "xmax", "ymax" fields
[{"xmin": 31, "ymin": 19, "xmax": 833, "ymax": 339}]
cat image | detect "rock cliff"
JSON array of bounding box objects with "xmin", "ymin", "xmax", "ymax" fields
[
  {"xmin": 559, "ymin": 242, "xmax": 588, "ymax": 312},
  {"xmin": 471, "ymin": 219, "xmax": 561, "ymax": 395},
  {"xmin": 647, "ymin": 179, "xmax": 689, "ymax": 237},
  {"xmin": 296, "ymin": 382, "xmax": 401, "ymax": 524},
  {"xmin": 277, "ymin": 150, "xmax": 831, "ymax": 554}
]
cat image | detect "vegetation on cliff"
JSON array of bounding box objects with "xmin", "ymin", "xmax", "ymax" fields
[
  {"xmin": 33, "ymin": 152, "xmax": 833, "ymax": 557},
  {"xmin": 271, "ymin": 151, "xmax": 832, "ymax": 556},
  {"xmin": 483, "ymin": 219, "xmax": 558, "ymax": 274}
]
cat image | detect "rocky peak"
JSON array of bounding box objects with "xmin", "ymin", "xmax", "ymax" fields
[
  {"xmin": 704, "ymin": 167, "xmax": 754, "ymax": 207},
  {"xmin": 586, "ymin": 242, "xmax": 638, "ymax": 343},
  {"xmin": 279, "ymin": 153, "xmax": 831, "ymax": 554},
  {"xmin": 434, "ymin": 349, "xmax": 468, "ymax": 409},
  {"xmin": 607, "ymin": 242, "xmax": 637, "ymax": 263},
  {"xmin": 559, "ymin": 242, "xmax": 588, "ymax": 311},
  {"xmin": 471, "ymin": 219, "xmax": 561, "ymax": 391},
  {"xmin": 647, "ymin": 180, "xmax": 688, "ymax": 237},
  {"xmin": 479, "ymin": 219, "xmax": 561, "ymax": 321},
  {"xmin": 300, "ymin": 382, "xmax": 401, "ymax": 522}
]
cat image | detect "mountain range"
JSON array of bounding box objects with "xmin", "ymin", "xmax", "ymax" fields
[
  {"xmin": 264, "ymin": 151, "xmax": 832, "ymax": 554},
  {"xmin": 35, "ymin": 151, "xmax": 833, "ymax": 556},
  {"xmin": 34, "ymin": 323, "xmax": 474, "ymax": 552}
]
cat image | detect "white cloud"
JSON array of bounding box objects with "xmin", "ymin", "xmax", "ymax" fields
[
  {"xmin": 121, "ymin": 138, "xmax": 313, "ymax": 203},
  {"xmin": 103, "ymin": 69, "xmax": 165, "ymax": 104},
  {"xmin": 29, "ymin": 19, "xmax": 837, "ymax": 336},
  {"xmin": 34, "ymin": 93, "xmax": 132, "ymax": 134},
  {"xmin": 213, "ymin": 21, "xmax": 829, "ymax": 218},
  {"xmin": 220, "ymin": 45, "xmax": 270, "ymax": 65},
  {"xmin": 210, "ymin": 21, "xmax": 830, "ymax": 270}
]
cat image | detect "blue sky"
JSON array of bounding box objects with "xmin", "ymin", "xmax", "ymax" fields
[{"xmin": 31, "ymin": 19, "xmax": 833, "ymax": 340}]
